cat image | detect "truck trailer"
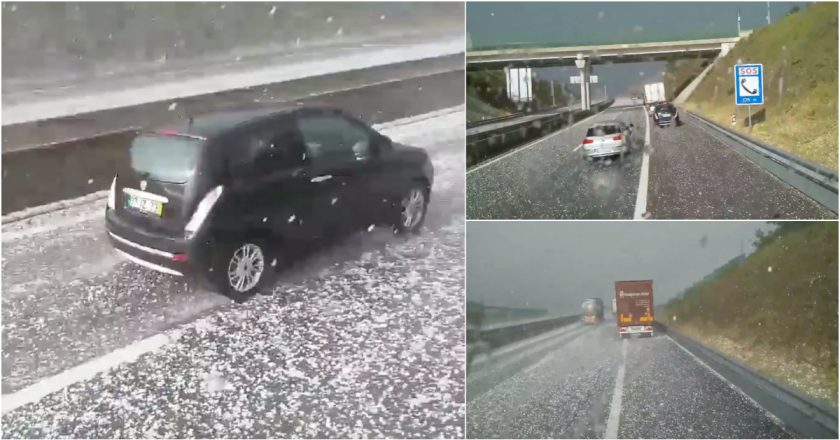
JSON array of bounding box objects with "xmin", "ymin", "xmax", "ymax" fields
[
  {"xmin": 643, "ymin": 83, "xmax": 665, "ymax": 115},
  {"xmin": 614, "ymin": 280, "xmax": 654, "ymax": 338}
]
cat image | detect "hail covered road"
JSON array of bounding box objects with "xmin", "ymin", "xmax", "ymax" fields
[
  {"xmin": 1, "ymin": 108, "xmax": 466, "ymax": 438},
  {"xmin": 466, "ymin": 321, "xmax": 791, "ymax": 439},
  {"xmin": 466, "ymin": 105, "xmax": 831, "ymax": 220}
]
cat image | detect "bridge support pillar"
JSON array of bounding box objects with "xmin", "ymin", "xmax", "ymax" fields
[{"xmin": 575, "ymin": 54, "xmax": 591, "ymax": 111}]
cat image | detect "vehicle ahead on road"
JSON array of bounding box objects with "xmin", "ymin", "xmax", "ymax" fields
[
  {"xmin": 105, "ymin": 106, "xmax": 434, "ymax": 300},
  {"xmin": 580, "ymin": 121, "xmax": 635, "ymax": 159},
  {"xmin": 653, "ymin": 102, "xmax": 680, "ymax": 127},
  {"xmin": 615, "ymin": 279, "xmax": 654, "ymax": 338},
  {"xmin": 581, "ymin": 298, "xmax": 605, "ymax": 324}
]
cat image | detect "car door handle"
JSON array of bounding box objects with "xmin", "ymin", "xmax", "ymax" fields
[{"xmin": 311, "ymin": 175, "xmax": 333, "ymax": 183}]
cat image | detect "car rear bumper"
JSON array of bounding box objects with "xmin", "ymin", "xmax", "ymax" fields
[
  {"xmin": 105, "ymin": 208, "xmax": 209, "ymax": 277},
  {"xmin": 619, "ymin": 325, "xmax": 654, "ymax": 335},
  {"xmin": 584, "ymin": 144, "xmax": 627, "ymax": 157},
  {"xmin": 108, "ymin": 231, "xmax": 189, "ymax": 276}
]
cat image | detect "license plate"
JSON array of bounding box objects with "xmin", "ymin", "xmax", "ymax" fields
[
  {"xmin": 125, "ymin": 194, "xmax": 163, "ymax": 216},
  {"xmin": 661, "ymin": 113, "xmax": 671, "ymax": 117}
]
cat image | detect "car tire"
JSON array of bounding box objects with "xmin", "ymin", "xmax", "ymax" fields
[
  {"xmin": 209, "ymin": 239, "xmax": 276, "ymax": 302},
  {"xmin": 394, "ymin": 184, "xmax": 429, "ymax": 234}
]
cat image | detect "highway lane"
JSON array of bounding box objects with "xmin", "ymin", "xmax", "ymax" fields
[
  {"xmin": 466, "ymin": 104, "xmax": 832, "ymax": 219},
  {"xmin": 466, "ymin": 106, "xmax": 647, "ymax": 219},
  {"xmin": 1, "ymin": 110, "xmax": 465, "ymax": 438},
  {"xmin": 466, "ymin": 321, "xmax": 791, "ymax": 439},
  {"xmin": 647, "ymin": 113, "xmax": 832, "ymax": 219}
]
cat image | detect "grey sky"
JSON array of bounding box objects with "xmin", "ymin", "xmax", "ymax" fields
[
  {"xmin": 467, "ymin": 221, "xmax": 776, "ymax": 314},
  {"xmin": 467, "ymin": 1, "xmax": 810, "ymax": 49}
]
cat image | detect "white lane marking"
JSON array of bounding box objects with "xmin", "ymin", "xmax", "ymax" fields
[
  {"xmin": 633, "ymin": 107, "xmax": 652, "ymax": 219},
  {"xmin": 467, "ymin": 108, "xmax": 607, "ymax": 175},
  {"xmin": 605, "ymin": 338, "xmax": 628, "ymax": 439},
  {"xmin": 1, "ymin": 332, "xmax": 178, "ymax": 415},
  {"xmin": 573, "ymin": 143, "xmax": 583, "ymax": 152},
  {"xmin": 666, "ymin": 335, "xmax": 787, "ymax": 429},
  {"xmin": 2, "ymin": 190, "xmax": 109, "ymax": 224}
]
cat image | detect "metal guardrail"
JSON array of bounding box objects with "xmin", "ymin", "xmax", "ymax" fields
[
  {"xmin": 466, "ymin": 112, "xmax": 524, "ymax": 129},
  {"xmin": 468, "ymin": 313, "xmax": 580, "ymax": 352},
  {"xmin": 687, "ymin": 110, "xmax": 838, "ymax": 214},
  {"xmin": 656, "ymin": 322, "xmax": 838, "ymax": 439},
  {"xmin": 467, "ymin": 99, "xmax": 614, "ymax": 167}
]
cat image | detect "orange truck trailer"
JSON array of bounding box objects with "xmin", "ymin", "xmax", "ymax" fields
[{"xmin": 614, "ymin": 280, "xmax": 654, "ymax": 338}]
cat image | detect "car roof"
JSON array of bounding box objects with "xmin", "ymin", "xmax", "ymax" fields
[
  {"xmin": 591, "ymin": 120, "xmax": 624, "ymax": 128},
  {"xmin": 149, "ymin": 104, "xmax": 339, "ymax": 139}
]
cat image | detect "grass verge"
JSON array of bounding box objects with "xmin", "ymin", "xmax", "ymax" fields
[
  {"xmin": 663, "ymin": 222, "xmax": 838, "ymax": 406},
  {"xmin": 684, "ymin": 2, "xmax": 838, "ymax": 170}
]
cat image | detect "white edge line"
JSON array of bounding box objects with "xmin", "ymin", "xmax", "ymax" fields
[
  {"xmin": 666, "ymin": 335, "xmax": 788, "ymax": 429},
  {"xmin": 633, "ymin": 106, "xmax": 651, "ymax": 219},
  {"xmin": 467, "ymin": 107, "xmax": 607, "ymax": 175},
  {"xmin": 1, "ymin": 210, "xmax": 104, "ymax": 243},
  {"xmin": 605, "ymin": 338, "xmax": 627, "ymax": 439},
  {"xmin": 1, "ymin": 332, "xmax": 178, "ymax": 415}
]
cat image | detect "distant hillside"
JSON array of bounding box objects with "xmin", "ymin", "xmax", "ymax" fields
[
  {"xmin": 684, "ymin": 2, "xmax": 838, "ymax": 170},
  {"xmin": 663, "ymin": 222, "xmax": 838, "ymax": 406}
]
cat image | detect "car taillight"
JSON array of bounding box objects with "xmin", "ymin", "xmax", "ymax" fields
[
  {"xmin": 184, "ymin": 185, "xmax": 223, "ymax": 239},
  {"xmin": 107, "ymin": 175, "xmax": 117, "ymax": 210},
  {"xmin": 613, "ymin": 134, "xmax": 622, "ymax": 141},
  {"xmin": 582, "ymin": 138, "xmax": 594, "ymax": 144},
  {"xmin": 645, "ymin": 326, "xmax": 653, "ymax": 331}
]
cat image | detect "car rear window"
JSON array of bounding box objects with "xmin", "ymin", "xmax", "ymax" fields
[
  {"xmin": 130, "ymin": 134, "xmax": 204, "ymax": 184},
  {"xmin": 586, "ymin": 125, "xmax": 620, "ymax": 137}
]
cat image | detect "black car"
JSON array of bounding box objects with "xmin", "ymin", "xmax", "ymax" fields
[
  {"xmin": 653, "ymin": 102, "xmax": 680, "ymax": 127},
  {"xmin": 105, "ymin": 106, "xmax": 434, "ymax": 299}
]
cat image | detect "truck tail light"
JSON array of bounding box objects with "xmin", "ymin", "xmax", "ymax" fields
[{"xmin": 185, "ymin": 185, "xmax": 223, "ymax": 239}]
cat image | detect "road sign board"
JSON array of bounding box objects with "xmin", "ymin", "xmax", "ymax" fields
[
  {"xmin": 735, "ymin": 64, "xmax": 764, "ymax": 105},
  {"xmin": 570, "ymin": 75, "xmax": 598, "ymax": 84}
]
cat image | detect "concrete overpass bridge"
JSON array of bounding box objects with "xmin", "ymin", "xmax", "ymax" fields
[
  {"xmin": 467, "ymin": 36, "xmax": 744, "ymax": 69},
  {"xmin": 468, "ymin": 34, "xmax": 749, "ymax": 110}
]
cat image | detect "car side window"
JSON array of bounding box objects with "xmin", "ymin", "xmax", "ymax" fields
[
  {"xmin": 296, "ymin": 114, "xmax": 372, "ymax": 164},
  {"xmin": 229, "ymin": 120, "xmax": 303, "ymax": 178}
]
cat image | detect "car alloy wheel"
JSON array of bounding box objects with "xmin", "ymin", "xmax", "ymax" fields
[
  {"xmin": 401, "ymin": 188, "xmax": 425, "ymax": 230},
  {"xmin": 227, "ymin": 243, "xmax": 265, "ymax": 293}
]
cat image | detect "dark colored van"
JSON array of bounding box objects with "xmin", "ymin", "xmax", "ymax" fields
[{"xmin": 105, "ymin": 106, "xmax": 434, "ymax": 300}]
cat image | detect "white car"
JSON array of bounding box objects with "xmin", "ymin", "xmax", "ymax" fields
[{"xmin": 580, "ymin": 121, "xmax": 634, "ymax": 159}]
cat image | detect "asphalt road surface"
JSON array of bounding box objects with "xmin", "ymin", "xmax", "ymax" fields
[
  {"xmin": 466, "ymin": 105, "xmax": 832, "ymax": 219},
  {"xmin": 1, "ymin": 109, "xmax": 465, "ymax": 438},
  {"xmin": 466, "ymin": 321, "xmax": 792, "ymax": 439}
]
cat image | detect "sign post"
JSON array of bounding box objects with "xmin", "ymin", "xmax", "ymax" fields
[{"xmin": 734, "ymin": 64, "xmax": 764, "ymax": 129}]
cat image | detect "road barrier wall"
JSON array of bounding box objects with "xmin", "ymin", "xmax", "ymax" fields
[{"xmin": 467, "ymin": 99, "xmax": 614, "ymax": 167}]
